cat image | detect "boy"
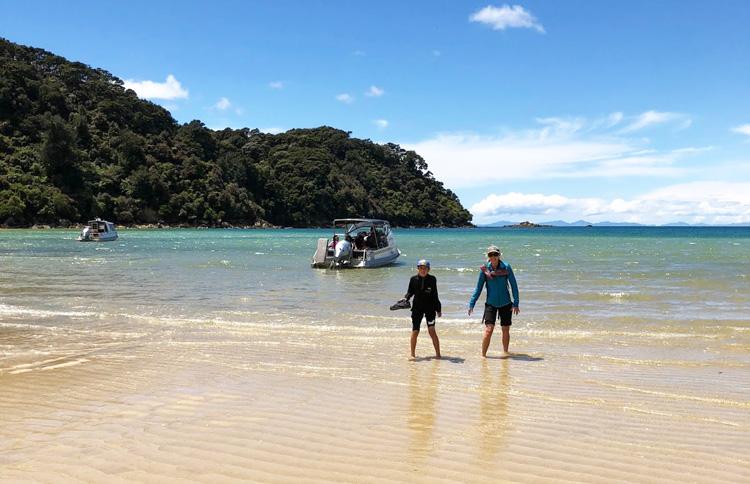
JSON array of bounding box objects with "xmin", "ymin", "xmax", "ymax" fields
[{"xmin": 405, "ymin": 259, "xmax": 442, "ymax": 359}]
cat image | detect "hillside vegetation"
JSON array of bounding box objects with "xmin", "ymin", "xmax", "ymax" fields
[{"xmin": 0, "ymin": 38, "xmax": 472, "ymax": 227}]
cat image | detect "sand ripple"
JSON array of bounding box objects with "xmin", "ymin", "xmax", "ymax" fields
[{"xmin": 1, "ymin": 310, "xmax": 749, "ymax": 482}]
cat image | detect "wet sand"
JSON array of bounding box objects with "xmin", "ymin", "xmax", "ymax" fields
[{"xmin": 2, "ymin": 315, "xmax": 749, "ymax": 483}]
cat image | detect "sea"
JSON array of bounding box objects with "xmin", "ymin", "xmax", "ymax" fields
[
  {"xmin": 2, "ymin": 226, "xmax": 749, "ymax": 339},
  {"xmin": 2, "ymin": 226, "xmax": 749, "ymax": 384}
]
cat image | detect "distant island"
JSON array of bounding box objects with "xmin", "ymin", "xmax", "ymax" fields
[
  {"xmin": 481, "ymin": 219, "xmax": 750, "ymax": 228},
  {"xmin": 0, "ymin": 38, "xmax": 472, "ymax": 228},
  {"xmin": 504, "ymin": 221, "xmax": 551, "ymax": 228}
]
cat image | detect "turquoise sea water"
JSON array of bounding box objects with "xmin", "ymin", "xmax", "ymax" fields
[
  {"xmin": 2, "ymin": 226, "xmax": 749, "ymax": 365},
  {"xmin": 2, "ymin": 227, "xmax": 749, "ymax": 313}
]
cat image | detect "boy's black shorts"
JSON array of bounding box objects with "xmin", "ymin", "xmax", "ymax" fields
[
  {"xmin": 483, "ymin": 303, "xmax": 513, "ymax": 326},
  {"xmin": 411, "ymin": 310, "xmax": 436, "ymax": 331}
]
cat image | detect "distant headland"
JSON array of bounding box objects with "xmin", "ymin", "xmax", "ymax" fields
[{"xmin": 0, "ymin": 38, "xmax": 472, "ymax": 229}]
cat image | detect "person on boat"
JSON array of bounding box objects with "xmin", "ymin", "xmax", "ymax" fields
[
  {"xmin": 375, "ymin": 226, "xmax": 388, "ymax": 247},
  {"xmin": 328, "ymin": 235, "xmax": 339, "ymax": 249},
  {"xmin": 405, "ymin": 259, "xmax": 442, "ymax": 359},
  {"xmin": 366, "ymin": 227, "xmax": 378, "ymax": 249},
  {"xmin": 327, "ymin": 235, "xmax": 339, "ymax": 256},
  {"xmin": 468, "ymin": 245, "xmax": 519, "ymax": 358},
  {"xmin": 354, "ymin": 232, "xmax": 366, "ymax": 250}
]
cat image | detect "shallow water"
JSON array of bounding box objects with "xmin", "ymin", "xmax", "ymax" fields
[{"xmin": 2, "ymin": 227, "xmax": 748, "ymax": 364}]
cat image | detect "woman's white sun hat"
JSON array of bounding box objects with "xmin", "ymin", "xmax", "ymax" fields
[{"xmin": 486, "ymin": 245, "xmax": 502, "ymax": 257}]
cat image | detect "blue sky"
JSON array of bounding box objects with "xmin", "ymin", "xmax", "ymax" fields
[{"xmin": 3, "ymin": 1, "xmax": 750, "ymax": 224}]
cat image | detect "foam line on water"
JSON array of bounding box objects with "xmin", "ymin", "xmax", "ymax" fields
[{"xmin": 0, "ymin": 303, "xmax": 93, "ymax": 318}]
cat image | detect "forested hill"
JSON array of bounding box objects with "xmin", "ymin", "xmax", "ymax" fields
[{"xmin": 0, "ymin": 38, "xmax": 472, "ymax": 228}]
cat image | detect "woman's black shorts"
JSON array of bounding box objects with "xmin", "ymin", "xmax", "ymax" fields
[
  {"xmin": 411, "ymin": 310, "xmax": 436, "ymax": 331},
  {"xmin": 483, "ymin": 303, "xmax": 513, "ymax": 326}
]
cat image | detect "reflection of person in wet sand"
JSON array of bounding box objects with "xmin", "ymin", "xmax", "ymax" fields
[
  {"xmin": 478, "ymin": 359, "xmax": 510, "ymax": 461},
  {"xmin": 407, "ymin": 360, "xmax": 439, "ymax": 462}
]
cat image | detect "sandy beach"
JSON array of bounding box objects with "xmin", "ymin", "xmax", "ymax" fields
[{"xmin": 2, "ymin": 312, "xmax": 748, "ymax": 483}]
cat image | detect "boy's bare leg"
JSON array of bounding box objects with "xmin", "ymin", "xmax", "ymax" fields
[
  {"xmin": 482, "ymin": 324, "xmax": 494, "ymax": 357},
  {"xmin": 410, "ymin": 330, "xmax": 419, "ymax": 358},
  {"xmin": 501, "ymin": 326, "xmax": 510, "ymax": 354},
  {"xmin": 428, "ymin": 326, "xmax": 440, "ymax": 358}
]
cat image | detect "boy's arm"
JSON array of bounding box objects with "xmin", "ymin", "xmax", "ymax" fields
[{"xmin": 404, "ymin": 278, "xmax": 414, "ymax": 300}]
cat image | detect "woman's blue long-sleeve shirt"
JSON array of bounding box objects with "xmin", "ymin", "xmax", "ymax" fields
[{"xmin": 468, "ymin": 260, "xmax": 519, "ymax": 310}]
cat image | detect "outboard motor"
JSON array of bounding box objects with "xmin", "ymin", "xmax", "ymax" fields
[{"xmin": 333, "ymin": 239, "xmax": 352, "ymax": 267}]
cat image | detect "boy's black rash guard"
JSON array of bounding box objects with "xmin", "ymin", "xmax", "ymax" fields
[{"xmin": 405, "ymin": 274, "xmax": 442, "ymax": 313}]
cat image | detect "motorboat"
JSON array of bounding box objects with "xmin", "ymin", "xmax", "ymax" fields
[
  {"xmin": 312, "ymin": 219, "xmax": 400, "ymax": 268},
  {"xmin": 77, "ymin": 218, "xmax": 118, "ymax": 242}
]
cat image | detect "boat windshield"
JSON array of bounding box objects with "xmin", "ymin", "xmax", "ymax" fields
[{"xmin": 329, "ymin": 220, "xmax": 392, "ymax": 250}]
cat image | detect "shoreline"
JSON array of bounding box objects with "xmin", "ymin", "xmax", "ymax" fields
[{"xmin": 1, "ymin": 222, "xmax": 477, "ymax": 230}]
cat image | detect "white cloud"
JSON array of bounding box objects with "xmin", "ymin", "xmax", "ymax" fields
[
  {"xmin": 373, "ymin": 119, "xmax": 389, "ymax": 129},
  {"xmin": 336, "ymin": 93, "xmax": 354, "ymax": 104},
  {"xmin": 469, "ymin": 5, "xmax": 545, "ymax": 33},
  {"xmin": 471, "ymin": 182, "xmax": 750, "ymax": 225},
  {"xmin": 269, "ymin": 81, "xmax": 285, "ymax": 89},
  {"xmin": 606, "ymin": 112, "xmax": 624, "ymax": 127},
  {"xmin": 123, "ymin": 74, "xmax": 188, "ymax": 100},
  {"xmin": 404, "ymin": 113, "xmax": 705, "ymax": 189},
  {"xmin": 731, "ymin": 124, "xmax": 750, "ymax": 136},
  {"xmin": 214, "ymin": 97, "xmax": 231, "ymax": 110},
  {"xmin": 472, "ymin": 192, "xmax": 602, "ymax": 217},
  {"xmin": 620, "ymin": 110, "xmax": 692, "ymax": 132},
  {"xmin": 407, "ymin": 133, "xmax": 634, "ymax": 187},
  {"xmin": 261, "ymin": 127, "xmax": 284, "ymax": 134},
  {"xmin": 535, "ymin": 116, "xmax": 585, "ymax": 136},
  {"xmin": 212, "ymin": 97, "xmax": 242, "ymax": 115},
  {"xmin": 365, "ymin": 85, "xmax": 385, "ymax": 97}
]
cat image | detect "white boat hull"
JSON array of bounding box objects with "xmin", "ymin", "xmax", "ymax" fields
[
  {"xmin": 312, "ymin": 244, "xmax": 400, "ymax": 268},
  {"xmin": 78, "ymin": 233, "xmax": 118, "ymax": 242}
]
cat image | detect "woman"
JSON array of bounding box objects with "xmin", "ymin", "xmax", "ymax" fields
[{"xmin": 468, "ymin": 245, "xmax": 520, "ymax": 358}]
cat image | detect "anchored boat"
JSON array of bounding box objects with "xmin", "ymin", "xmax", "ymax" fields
[
  {"xmin": 77, "ymin": 218, "xmax": 118, "ymax": 242},
  {"xmin": 312, "ymin": 219, "xmax": 400, "ymax": 268}
]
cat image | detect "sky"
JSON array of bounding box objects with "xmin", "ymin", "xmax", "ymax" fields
[{"xmin": 3, "ymin": 1, "xmax": 750, "ymax": 225}]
